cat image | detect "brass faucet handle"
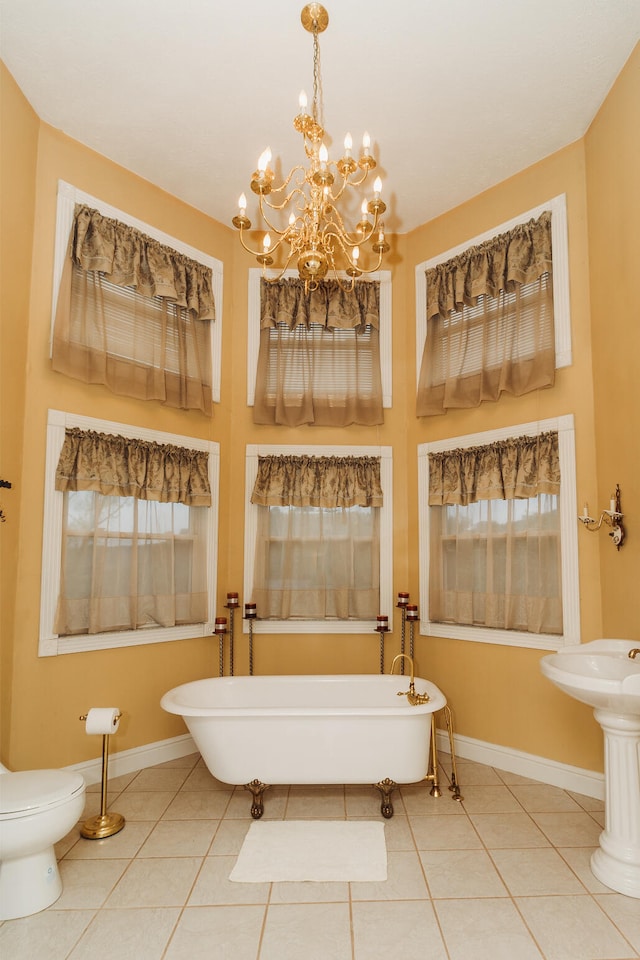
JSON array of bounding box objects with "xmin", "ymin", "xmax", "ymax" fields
[{"xmin": 629, "ymin": 648, "xmax": 640, "ymax": 660}]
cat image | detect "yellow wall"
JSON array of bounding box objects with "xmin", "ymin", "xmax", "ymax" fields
[
  {"xmin": 1, "ymin": 46, "xmax": 638, "ymax": 775},
  {"xmin": 0, "ymin": 65, "xmax": 40, "ymax": 762},
  {"xmin": 585, "ymin": 43, "xmax": 640, "ymax": 636}
]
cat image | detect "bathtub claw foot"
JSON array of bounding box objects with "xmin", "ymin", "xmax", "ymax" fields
[
  {"xmin": 245, "ymin": 779, "xmax": 269, "ymax": 819},
  {"xmin": 374, "ymin": 778, "xmax": 397, "ymax": 819}
]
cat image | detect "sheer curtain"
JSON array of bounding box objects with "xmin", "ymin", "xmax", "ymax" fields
[
  {"xmin": 52, "ymin": 205, "xmax": 215, "ymax": 414},
  {"xmin": 428, "ymin": 432, "xmax": 562, "ymax": 635},
  {"xmin": 254, "ymin": 278, "xmax": 383, "ymax": 426},
  {"xmin": 417, "ymin": 212, "xmax": 555, "ymax": 417},
  {"xmin": 251, "ymin": 455, "xmax": 382, "ymax": 620},
  {"xmin": 54, "ymin": 428, "xmax": 210, "ymax": 636}
]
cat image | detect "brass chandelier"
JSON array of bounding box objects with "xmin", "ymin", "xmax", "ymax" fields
[{"xmin": 232, "ymin": 3, "xmax": 389, "ymax": 289}]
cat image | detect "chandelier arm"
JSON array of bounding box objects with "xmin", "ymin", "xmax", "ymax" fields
[{"xmin": 260, "ymin": 183, "xmax": 310, "ymax": 215}]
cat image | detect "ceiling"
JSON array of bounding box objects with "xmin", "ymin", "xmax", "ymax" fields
[{"xmin": 1, "ymin": 0, "xmax": 638, "ymax": 234}]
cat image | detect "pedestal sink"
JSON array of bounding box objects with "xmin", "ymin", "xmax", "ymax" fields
[{"xmin": 540, "ymin": 639, "xmax": 640, "ymax": 899}]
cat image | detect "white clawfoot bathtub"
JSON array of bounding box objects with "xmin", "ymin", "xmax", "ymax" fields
[{"xmin": 161, "ymin": 674, "xmax": 446, "ymax": 818}]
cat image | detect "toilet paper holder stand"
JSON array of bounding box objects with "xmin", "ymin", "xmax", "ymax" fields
[{"xmin": 79, "ymin": 712, "xmax": 125, "ymax": 839}]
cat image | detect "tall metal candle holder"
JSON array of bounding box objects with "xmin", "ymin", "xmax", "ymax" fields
[
  {"xmin": 245, "ymin": 602, "xmax": 257, "ymax": 675},
  {"xmin": 225, "ymin": 593, "xmax": 239, "ymax": 676},
  {"xmin": 375, "ymin": 614, "xmax": 390, "ymax": 674},
  {"xmin": 214, "ymin": 617, "xmax": 227, "ymax": 676},
  {"xmin": 396, "ymin": 592, "xmax": 410, "ymax": 673},
  {"xmin": 406, "ymin": 604, "xmax": 419, "ymax": 661}
]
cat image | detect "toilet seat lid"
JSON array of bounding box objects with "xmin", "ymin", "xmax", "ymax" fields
[{"xmin": 0, "ymin": 769, "xmax": 85, "ymax": 815}]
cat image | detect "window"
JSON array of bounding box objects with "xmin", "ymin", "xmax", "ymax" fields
[
  {"xmin": 39, "ymin": 409, "xmax": 220, "ymax": 656},
  {"xmin": 244, "ymin": 445, "xmax": 393, "ymax": 634},
  {"xmin": 415, "ymin": 196, "xmax": 571, "ymax": 416},
  {"xmin": 51, "ymin": 181, "xmax": 223, "ymax": 410},
  {"xmin": 247, "ymin": 269, "xmax": 392, "ymax": 411},
  {"xmin": 418, "ymin": 415, "xmax": 580, "ymax": 650}
]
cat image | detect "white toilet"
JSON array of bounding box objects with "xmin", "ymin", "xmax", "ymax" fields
[{"xmin": 0, "ymin": 762, "xmax": 86, "ymax": 920}]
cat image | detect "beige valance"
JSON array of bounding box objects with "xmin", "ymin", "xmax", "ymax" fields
[
  {"xmin": 55, "ymin": 428, "xmax": 211, "ymax": 506},
  {"xmin": 428, "ymin": 431, "xmax": 559, "ymax": 506},
  {"xmin": 426, "ymin": 211, "xmax": 552, "ymax": 323},
  {"xmin": 70, "ymin": 205, "xmax": 215, "ymax": 321},
  {"xmin": 251, "ymin": 455, "xmax": 383, "ymax": 508},
  {"xmin": 260, "ymin": 278, "xmax": 379, "ymax": 332}
]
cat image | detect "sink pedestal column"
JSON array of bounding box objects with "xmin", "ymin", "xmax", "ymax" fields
[{"xmin": 590, "ymin": 709, "xmax": 640, "ymax": 898}]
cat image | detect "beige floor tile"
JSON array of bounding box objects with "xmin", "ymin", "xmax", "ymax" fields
[
  {"xmin": 180, "ymin": 766, "xmax": 232, "ymax": 791},
  {"xmin": 444, "ymin": 759, "xmax": 504, "ymax": 786},
  {"xmin": 259, "ymin": 902, "xmax": 352, "ymax": 960},
  {"xmin": 106, "ymin": 857, "xmax": 202, "ymax": 908},
  {"xmin": 410, "ymin": 813, "xmax": 483, "ymax": 850},
  {"xmin": 350, "ymin": 849, "xmax": 429, "ymax": 901},
  {"xmin": 458, "ymin": 784, "xmax": 525, "ymax": 814},
  {"xmin": 154, "ymin": 753, "xmax": 200, "ymax": 770},
  {"xmin": 138, "ymin": 819, "xmax": 219, "ymax": 857},
  {"xmin": 595, "ymin": 893, "xmax": 640, "ymax": 954},
  {"xmin": 568, "ymin": 789, "xmax": 605, "ymax": 812},
  {"xmin": 208, "ymin": 818, "xmax": 252, "ymax": 856},
  {"xmin": 469, "ymin": 813, "xmax": 550, "ymax": 849},
  {"xmin": 531, "ymin": 811, "xmax": 604, "ymax": 847},
  {"xmin": 516, "ymin": 894, "xmax": 638, "ymax": 959},
  {"xmin": 435, "ymin": 897, "xmax": 545, "ymax": 960},
  {"xmin": 269, "ymin": 879, "xmax": 349, "ymax": 903},
  {"xmin": 0, "ymin": 909, "xmax": 95, "ymax": 960},
  {"xmin": 67, "ymin": 907, "xmax": 180, "ymax": 960},
  {"xmin": 285, "ymin": 785, "xmax": 346, "ymax": 819},
  {"xmin": 352, "ymin": 900, "xmax": 448, "ymax": 960},
  {"xmin": 164, "ymin": 905, "xmax": 266, "ymax": 960},
  {"xmin": 64, "ymin": 820, "xmax": 155, "ymax": 859},
  {"xmin": 162, "ymin": 789, "xmax": 233, "ymax": 820},
  {"xmin": 345, "ymin": 784, "xmax": 390, "ymax": 818},
  {"xmin": 420, "ymin": 848, "xmax": 508, "ymax": 899},
  {"xmin": 56, "ymin": 858, "xmax": 130, "ymax": 908},
  {"xmin": 107, "ymin": 790, "xmax": 175, "ymax": 821},
  {"xmin": 188, "ymin": 855, "xmax": 271, "ymax": 906},
  {"xmin": 123, "ymin": 767, "xmax": 191, "ymax": 793},
  {"xmin": 557, "ymin": 846, "xmax": 613, "ymax": 894},
  {"xmin": 400, "ymin": 781, "xmax": 465, "ymax": 816},
  {"xmin": 378, "ymin": 813, "xmax": 415, "ymax": 851},
  {"xmin": 490, "ymin": 847, "xmax": 588, "ymax": 896},
  {"xmin": 510, "ymin": 783, "xmax": 584, "ymax": 812},
  {"xmin": 85, "ymin": 771, "xmax": 138, "ymax": 794}
]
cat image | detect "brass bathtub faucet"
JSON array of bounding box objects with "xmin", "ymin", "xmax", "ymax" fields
[{"xmin": 390, "ymin": 653, "xmax": 431, "ymax": 706}]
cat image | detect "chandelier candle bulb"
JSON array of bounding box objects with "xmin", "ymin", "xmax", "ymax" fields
[
  {"xmin": 299, "ymin": 90, "xmax": 307, "ymax": 114},
  {"xmin": 362, "ymin": 131, "xmax": 370, "ymax": 155},
  {"xmin": 344, "ymin": 132, "xmax": 352, "ymax": 156}
]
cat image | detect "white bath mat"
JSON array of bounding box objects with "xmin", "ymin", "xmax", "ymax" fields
[{"xmin": 229, "ymin": 820, "xmax": 387, "ymax": 882}]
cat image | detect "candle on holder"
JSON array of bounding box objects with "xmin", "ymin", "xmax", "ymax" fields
[
  {"xmin": 214, "ymin": 617, "xmax": 227, "ymax": 634},
  {"xmin": 582, "ymin": 503, "xmax": 589, "ymax": 519},
  {"xmin": 406, "ymin": 605, "xmax": 419, "ymax": 622},
  {"xmin": 397, "ymin": 592, "xmax": 410, "ymax": 607},
  {"xmin": 376, "ymin": 614, "xmax": 389, "ymax": 632},
  {"xmin": 244, "ymin": 602, "xmax": 257, "ymax": 619},
  {"xmin": 226, "ymin": 592, "xmax": 239, "ymax": 607},
  {"xmin": 610, "ymin": 496, "xmax": 617, "ymax": 513}
]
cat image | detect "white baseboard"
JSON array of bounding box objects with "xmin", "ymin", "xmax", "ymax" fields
[
  {"xmin": 65, "ymin": 733, "xmax": 197, "ymax": 786},
  {"xmin": 435, "ymin": 728, "xmax": 605, "ymax": 801}
]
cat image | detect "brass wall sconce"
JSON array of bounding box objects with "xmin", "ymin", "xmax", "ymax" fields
[{"xmin": 578, "ymin": 484, "xmax": 625, "ymax": 550}]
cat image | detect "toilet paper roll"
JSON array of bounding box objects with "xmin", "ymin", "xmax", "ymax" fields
[{"xmin": 85, "ymin": 707, "xmax": 121, "ymax": 735}]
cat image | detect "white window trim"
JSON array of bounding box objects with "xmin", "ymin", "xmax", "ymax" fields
[
  {"xmin": 415, "ymin": 194, "xmax": 572, "ymax": 386},
  {"xmin": 244, "ymin": 444, "xmax": 393, "ymax": 634},
  {"xmin": 417, "ymin": 414, "xmax": 580, "ymax": 651},
  {"xmin": 247, "ymin": 268, "xmax": 392, "ymax": 408},
  {"xmin": 39, "ymin": 409, "xmax": 220, "ymax": 657},
  {"xmin": 51, "ymin": 180, "xmax": 224, "ymax": 403}
]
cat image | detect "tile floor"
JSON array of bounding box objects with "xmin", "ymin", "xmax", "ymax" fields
[{"xmin": 1, "ymin": 753, "xmax": 639, "ymax": 960}]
